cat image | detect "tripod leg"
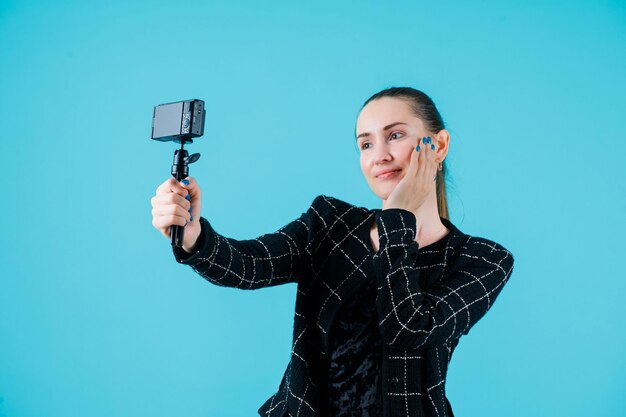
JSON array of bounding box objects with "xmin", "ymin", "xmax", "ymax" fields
[{"xmin": 170, "ymin": 143, "xmax": 189, "ymax": 248}]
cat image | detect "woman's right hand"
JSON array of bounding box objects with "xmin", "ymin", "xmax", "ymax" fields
[{"xmin": 151, "ymin": 177, "xmax": 203, "ymax": 254}]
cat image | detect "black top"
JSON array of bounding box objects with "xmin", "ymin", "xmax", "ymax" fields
[
  {"xmin": 327, "ymin": 208, "xmax": 460, "ymax": 417},
  {"xmin": 328, "ymin": 276, "xmax": 383, "ymax": 417},
  {"xmin": 172, "ymin": 195, "xmax": 515, "ymax": 417}
]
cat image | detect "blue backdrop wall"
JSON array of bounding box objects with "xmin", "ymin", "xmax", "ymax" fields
[{"xmin": 1, "ymin": 1, "xmax": 624, "ymax": 416}]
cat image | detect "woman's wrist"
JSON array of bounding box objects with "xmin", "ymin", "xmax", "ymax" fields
[{"xmin": 182, "ymin": 227, "xmax": 202, "ymax": 254}]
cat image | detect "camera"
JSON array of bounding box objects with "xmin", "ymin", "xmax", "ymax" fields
[
  {"xmin": 150, "ymin": 98, "xmax": 205, "ymax": 248},
  {"xmin": 151, "ymin": 99, "xmax": 205, "ymax": 143}
]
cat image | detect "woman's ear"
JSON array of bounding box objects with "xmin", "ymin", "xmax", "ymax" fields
[{"xmin": 433, "ymin": 129, "xmax": 450, "ymax": 162}]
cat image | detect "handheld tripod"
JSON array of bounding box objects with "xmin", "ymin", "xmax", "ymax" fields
[{"xmin": 170, "ymin": 140, "xmax": 200, "ymax": 248}]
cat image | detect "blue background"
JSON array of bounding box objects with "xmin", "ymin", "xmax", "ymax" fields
[{"xmin": 1, "ymin": 1, "xmax": 624, "ymax": 416}]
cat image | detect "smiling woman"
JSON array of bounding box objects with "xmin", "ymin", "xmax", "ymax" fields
[
  {"xmin": 151, "ymin": 86, "xmax": 515, "ymax": 417},
  {"xmin": 355, "ymin": 88, "xmax": 452, "ymax": 251}
]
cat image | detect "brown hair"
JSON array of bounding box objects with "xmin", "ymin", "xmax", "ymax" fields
[{"xmin": 359, "ymin": 86, "xmax": 450, "ymax": 220}]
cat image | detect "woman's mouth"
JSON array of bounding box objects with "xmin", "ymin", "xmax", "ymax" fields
[{"xmin": 377, "ymin": 169, "xmax": 401, "ymax": 180}]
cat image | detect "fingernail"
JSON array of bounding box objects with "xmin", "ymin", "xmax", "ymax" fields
[
  {"xmin": 415, "ymin": 145, "xmax": 420, "ymax": 152},
  {"xmin": 189, "ymin": 205, "xmax": 192, "ymax": 212},
  {"xmin": 190, "ymin": 215, "xmax": 193, "ymax": 221},
  {"xmin": 422, "ymin": 137, "xmax": 428, "ymax": 144},
  {"xmin": 181, "ymin": 179, "xmax": 190, "ymax": 186},
  {"xmin": 431, "ymin": 144, "xmax": 435, "ymax": 150},
  {"xmin": 185, "ymin": 194, "xmax": 191, "ymax": 201}
]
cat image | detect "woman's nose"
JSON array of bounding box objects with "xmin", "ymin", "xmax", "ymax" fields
[{"xmin": 373, "ymin": 143, "xmax": 392, "ymax": 163}]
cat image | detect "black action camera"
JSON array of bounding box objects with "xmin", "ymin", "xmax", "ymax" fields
[
  {"xmin": 151, "ymin": 99, "xmax": 205, "ymax": 143},
  {"xmin": 151, "ymin": 99, "xmax": 205, "ymax": 248}
]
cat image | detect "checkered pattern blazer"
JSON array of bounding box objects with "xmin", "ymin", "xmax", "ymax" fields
[{"xmin": 172, "ymin": 195, "xmax": 515, "ymax": 417}]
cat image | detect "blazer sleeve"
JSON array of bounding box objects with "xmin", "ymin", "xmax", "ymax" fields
[
  {"xmin": 171, "ymin": 195, "xmax": 332, "ymax": 290},
  {"xmin": 371, "ymin": 209, "xmax": 515, "ymax": 349}
]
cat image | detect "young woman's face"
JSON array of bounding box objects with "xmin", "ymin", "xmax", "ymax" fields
[{"xmin": 356, "ymin": 97, "xmax": 428, "ymax": 200}]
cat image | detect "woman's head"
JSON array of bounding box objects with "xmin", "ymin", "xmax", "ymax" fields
[{"xmin": 355, "ymin": 87, "xmax": 450, "ymax": 219}]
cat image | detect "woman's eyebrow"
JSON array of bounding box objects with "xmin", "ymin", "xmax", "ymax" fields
[{"xmin": 356, "ymin": 122, "xmax": 408, "ymax": 140}]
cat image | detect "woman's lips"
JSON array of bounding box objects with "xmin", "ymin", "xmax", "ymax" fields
[{"xmin": 377, "ymin": 169, "xmax": 401, "ymax": 180}]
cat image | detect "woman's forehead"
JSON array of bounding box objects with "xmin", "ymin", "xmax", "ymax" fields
[{"xmin": 357, "ymin": 98, "xmax": 422, "ymax": 134}]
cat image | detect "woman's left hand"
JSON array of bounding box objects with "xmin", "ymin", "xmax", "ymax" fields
[{"xmin": 385, "ymin": 136, "xmax": 439, "ymax": 212}]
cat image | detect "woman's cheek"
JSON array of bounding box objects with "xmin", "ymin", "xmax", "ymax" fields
[{"xmin": 402, "ymin": 144, "xmax": 415, "ymax": 163}]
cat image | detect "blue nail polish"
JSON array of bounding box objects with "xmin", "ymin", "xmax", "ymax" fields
[
  {"xmin": 189, "ymin": 206, "xmax": 192, "ymax": 212},
  {"xmin": 190, "ymin": 215, "xmax": 193, "ymax": 221},
  {"xmin": 427, "ymin": 137, "xmax": 432, "ymax": 144},
  {"xmin": 182, "ymin": 179, "xmax": 190, "ymax": 186},
  {"xmin": 185, "ymin": 194, "xmax": 190, "ymax": 201},
  {"xmin": 422, "ymin": 137, "xmax": 427, "ymax": 144},
  {"xmin": 431, "ymin": 144, "xmax": 435, "ymax": 150},
  {"xmin": 416, "ymin": 145, "xmax": 420, "ymax": 151}
]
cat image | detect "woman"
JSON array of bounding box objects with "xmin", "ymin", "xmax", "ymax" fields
[{"xmin": 150, "ymin": 87, "xmax": 515, "ymax": 417}]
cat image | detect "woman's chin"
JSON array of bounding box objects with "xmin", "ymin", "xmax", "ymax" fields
[
  {"xmin": 368, "ymin": 178, "xmax": 400, "ymax": 200},
  {"xmin": 372, "ymin": 186, "xmax": 395, "ymax": 200}
]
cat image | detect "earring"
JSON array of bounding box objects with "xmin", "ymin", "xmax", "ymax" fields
[{"xmin": 436, "ymin": 160, "xmax": 443, "ymax": 171}]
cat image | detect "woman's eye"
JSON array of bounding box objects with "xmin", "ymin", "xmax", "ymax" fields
[{"xmin": 361, "ymin": 133, "xmax": 402, "ymax": 150}]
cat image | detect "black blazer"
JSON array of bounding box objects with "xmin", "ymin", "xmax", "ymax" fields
[{"xmin": 173, "ymin": 195, "xmax": 515, "ymax": 417}]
